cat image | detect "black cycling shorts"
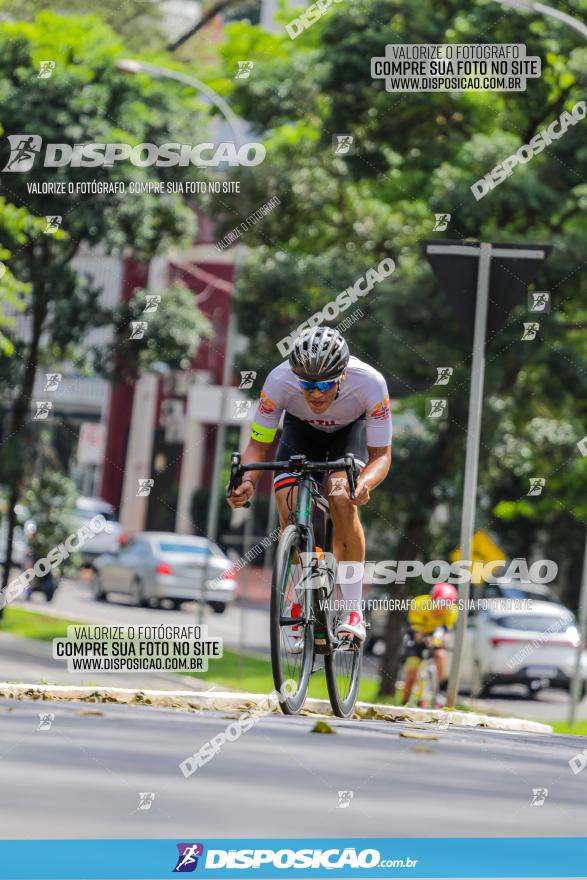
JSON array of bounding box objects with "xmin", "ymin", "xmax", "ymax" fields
[
  {"xmin": 401, "ymin": 630, "xmax": 428, "ymax": 661},
  {"xmin": 273, "ymin": 413, "xmax": 367, "ymax": 492}
]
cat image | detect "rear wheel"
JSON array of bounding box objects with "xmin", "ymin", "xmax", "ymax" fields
[
  {"xmin": 130, "ymin": 578, "xmax": 148, "ymax": 608},
  {"xmin": 270, "ymin": 525, "xmax": 313, "ymax": 714},
  {"xmin": 92, "ymin": 571, "xmax": 107, "ymax": 602},
  {"xmin": 417, "ymin": 659, "xmax": 439, "ymax": 709},
  {"xmin": 568, "ymin": 681, "xmax": 587, "ymax": 701},
  {"xmin": 471, "ymin": 661, "xmax": 491, "ymax": 698},
  {"xmin": 210, "ymin": 601, "xmax": 226, "ymax": 614}
]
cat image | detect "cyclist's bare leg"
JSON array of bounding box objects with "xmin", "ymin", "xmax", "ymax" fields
[
  {"xmin": 275, "ymin": 485, "xmax": 298, "ymax": 532},
  {"xmin": 326, "ymin": 471, "xmax": 365, "ymax": 616},
  {"xmin": 434, "ymin": 647, "xmax": 447, "ymax": 683},
  {"xmin": 402, "ymin": 659, "xmax": 419, "ymax": 703},
  {"xmin": 326, "ymin": 471, "xmax": 365, "ymax": 559}
]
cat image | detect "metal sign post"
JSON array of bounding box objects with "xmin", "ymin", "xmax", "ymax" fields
[
  {"xmin": 420, "ymin": 241, "xmax": 550, "ymax": 707},
  {"xmin": 447, "ymin": 242, "xmax": 491, "ymax": 707},
  {"xmin": 568, "ymin": 529, "xmax": 587, "ymax": 726}
]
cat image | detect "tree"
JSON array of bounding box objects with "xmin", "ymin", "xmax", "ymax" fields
[
  {"xmin": 207, "ymin": 0, "xmax": 587, "ymax": 693},
  {"xmin": 0, "ymin": 12, "xmax": 212, "ymax": 602},
  {"xmin": 0, "ymin": 0, "xmax": 165, "ymax": 51}
]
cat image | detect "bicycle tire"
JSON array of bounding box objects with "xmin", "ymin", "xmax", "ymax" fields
[
  {"xmin": 270, "ymin": 524, "xmax": 314, "ymax": 714},
  {"xmin": 325, "ymin": 642, "xmax": 362, "ymax": 718},
  {"xmin": 419, "ymin": 659, "xmax": 439, "ymax": 709}
]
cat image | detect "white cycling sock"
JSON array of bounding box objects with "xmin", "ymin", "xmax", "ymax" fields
[{"xmin": 338, "ymin": 561, "xmax": 364, "ymax": 617}]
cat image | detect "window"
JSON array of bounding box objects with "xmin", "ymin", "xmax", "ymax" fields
[
  {"xmin": 76, "ymin": 508, "xmax": 116, "ymax": 522},
  {"xmin": 496, "ymin": 614, "xmax": 574, "ymax": 633},
  {"xmin": 158, "ymin": 542, "xmax": 209, "ymax": 555}
]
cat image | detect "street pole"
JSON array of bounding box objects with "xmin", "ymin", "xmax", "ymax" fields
[
  {"xmin": 206, "ymin": 307, "xmax": 236, "ymax": 543},
  {"xmin": 422, "ymin": 241, "xmax": 549, "ymax": 706},
  {"xmin": 491, "ymin": 0, "xmax": 587, "ymax": 39},
  {"xmin": 568, "ymin": 530, "xmax": 587, "ymax": 726},
  {"xmin": 447, "ymin": 242, "xmax": 492, "ymax": 708},
  {"xmin": 116, "ymin": 59, "xmax": 245, "ymax": 544},
  {"xmin": 116, "ymin": 60, "xmax": 243, "ymax": 145}
]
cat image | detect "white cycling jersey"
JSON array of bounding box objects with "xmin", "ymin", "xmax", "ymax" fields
[{"xmin": 251, "ymin": 356, "xmax": 392, "ymax": 447}]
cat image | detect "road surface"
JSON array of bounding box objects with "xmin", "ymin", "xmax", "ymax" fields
[{"xmin": 1, "ymin": 697, "xmax": 586, "ymax": 839}]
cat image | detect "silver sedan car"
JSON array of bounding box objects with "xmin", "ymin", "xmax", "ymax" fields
[{"xmin": 91, "ymin": 532, "xmax": 237, "ymax": 613}]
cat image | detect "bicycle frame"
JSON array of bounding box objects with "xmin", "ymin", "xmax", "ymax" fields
[
  {"xmin": 227, "ymin": 452, "xmax": 359, "ymax": 652},
  {"xmin": 227, "ymin": 452, "xmax": 363, "ymax": 716}
]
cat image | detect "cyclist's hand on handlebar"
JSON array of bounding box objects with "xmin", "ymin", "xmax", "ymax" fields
[
  {"xmin": 349, "ymin": 476, "xmax": 370, "ymax": 507},
  {"xmin": 227, "ymin": 479, "xmax": 254, "ymax": 509}
]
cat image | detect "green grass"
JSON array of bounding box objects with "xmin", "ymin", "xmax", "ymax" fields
[
  {"xmin": 0, "ymin": 607, "xmax": 76, "ymax": 640},
  {"xmin": 1, "ymin": 607, "xmax": 400, "ymax": 703},
  {"xmin": 549, "ymin": 720, "xmax": 587, "ymax": 736},
  {"xmin": 191, "ymin": 647, "xmax": 400, "ymax": 703}
]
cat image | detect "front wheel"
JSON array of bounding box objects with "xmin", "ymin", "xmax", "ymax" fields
[
  {"xmin": 270, "ymin": 525, "xmax": 314, "ymax": 715},
  {"xmin": 130, "ymin": 578, "xmax": 148, "ymax": 608},
  {"xmin": 92, "ymin": 571, "xmax": 107, "ymax": 602},
  {"xmin": 417, "ymin": 659, "xmax": 439, "ymax": 709},
  {"xmin": 325, "ymin": 642, "xmax": 363, "ymax": 718}
]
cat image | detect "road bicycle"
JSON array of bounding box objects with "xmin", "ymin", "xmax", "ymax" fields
[
  {"xmin": 406, "ymin": 634, "xmax": 446, "ymax": 709},
  {"xmin": 227, "ymin": 452, "xmax": 364, "ymax": 718}
]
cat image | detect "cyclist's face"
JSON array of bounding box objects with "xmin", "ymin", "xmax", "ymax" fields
[{"xmin": 300, "ymin": 372, "xmax": 345, "ymax": 412}]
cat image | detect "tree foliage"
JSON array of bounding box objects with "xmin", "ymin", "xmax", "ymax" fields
[{"xmin": 209, "ymin": 0, "xmax": 587, "ymax": 689}]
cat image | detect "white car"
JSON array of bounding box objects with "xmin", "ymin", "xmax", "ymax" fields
[
  {"xmin": 91, "ymin": 531, "xmax": 237, "ymax": 612},
  {"xmin": 72, "ymin": 497, "xmax": 124, "ymax": 564},
  {"xmin": 460, "ymin": 600, "xmax": 587, "ymax": 699}
]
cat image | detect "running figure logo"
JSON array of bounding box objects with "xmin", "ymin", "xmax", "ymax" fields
[
  {"xmin": 38, "ymin": 713, "xmax": 55, "ymax": 731},
  {"xmin": 2, "ymin": 134, "xmax": 42, "ymax": 172},
  {"xmin": 137, "ymin": 479, "xmax": 154, "ymax": 497},
  {"xmin": 129, "ymin": 321, "xmax": 148, "ymax": 340},
  {"xmin": 333, "ymin": 135, "xmax": 354, "ymax": 155},
  {"xmin": 433, "ymin": 213, "xmax": 451, "ymax": 231},
  {"xmin": 137, "ymin": 792, "xmax": 155, "ymax": 811},
  {"xmin": 530, "ymin": 788, "xmax": 548, "ymax": 806},
  {"xmin": 44, "ymin": 373, "xmax": 62, "ymax": 392},
  {"xmin": 33, "ymin": 401, "xmax": 52, "ymax": 420},
  {"xmin": 143, "ymin": 295, "xmax": 161, "ymax": 313},
  {"xmin": 434, "ymin": 367, "xmax": 453, "ymax": 386},
  {"xmin": 38, "ymin": 61, "xmax": 56, "ymax": 79},
  {"xmin": 173, "ymin": 843, "xmax": 204, "ymax": 873},
  {"xmin": 527, "ymin": 477, "xmax": 545, "ymax": 497},
  {"xmin": 239, "ymin": 370, "xmax": 256, "ymax": 390},
  {"xmin": 521, "ymin": 322, "xmax": 539, "ymax": 341},
  {"xmin": 529, "ymin": 291, "xmax": 550, "ymax": 313},
  {"xmin": 236, "ymin": 61, "xmax": 254, "ymax": 79},
  {"xmin": 44, "ymin": 216, "xmax": 62, "ymax": 234},
  {"xmin": 427, "ymin": 399, "xmax": 447, "ymax": 419}
]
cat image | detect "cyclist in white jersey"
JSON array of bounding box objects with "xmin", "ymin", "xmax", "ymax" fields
[{"xmin": 227, "ymin": 326, "xmax": 392, "ymax": 642}]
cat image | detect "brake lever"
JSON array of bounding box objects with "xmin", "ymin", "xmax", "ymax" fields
[
  {"xmin": 226, "ymin": 453, "xmax": 251, "ymax": 508},
  {"xmin": 344, "ymin": 454, "xmax": 359, "ymax": 499}
]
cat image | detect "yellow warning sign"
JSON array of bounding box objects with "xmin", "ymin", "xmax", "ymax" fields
[{"xmin": 450, "ymin": 530, "xmax": 506, "ymax": 585}]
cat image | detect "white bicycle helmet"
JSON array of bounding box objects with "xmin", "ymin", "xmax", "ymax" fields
[{"xmin": 289, "ymin": 326, "xmax": 349, "ymax": 381}]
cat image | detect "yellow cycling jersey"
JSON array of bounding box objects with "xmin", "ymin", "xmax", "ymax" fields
[{"xmin": 407, "ymin": 594, "xmax": 458, "ymax": 635}]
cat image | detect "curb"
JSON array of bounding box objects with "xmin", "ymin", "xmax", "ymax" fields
[{"xmin": 0, "ymin": 682, "xmax": 553, "ymax": 733}]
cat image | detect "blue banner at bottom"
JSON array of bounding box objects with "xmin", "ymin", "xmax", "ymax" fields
[{"xmin": 0, "ymin": 837, "xmax": 585, "ymax": 879}]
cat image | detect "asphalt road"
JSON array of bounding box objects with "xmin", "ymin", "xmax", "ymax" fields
[
  {"xmin": 0, "ymin": 698, "xmax": 585, "ymax": 840},
  {"xmin": 8, "ymin": 579, "xmax": 586, "ymax": 722}
]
